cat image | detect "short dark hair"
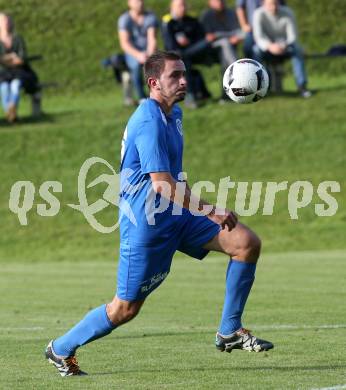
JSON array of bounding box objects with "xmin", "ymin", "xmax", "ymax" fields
[{"xmin": 144, "ymin": 50, "xmax": 182, "ymax": 85}]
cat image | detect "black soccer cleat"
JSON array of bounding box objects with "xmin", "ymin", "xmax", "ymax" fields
[
  {"xmin": 45, "ymin": 340, "xmax": 88, "ymax": 377},
  {"xmin": 216, "ymin": 328, "xmax": 274, "ymax": 353}
]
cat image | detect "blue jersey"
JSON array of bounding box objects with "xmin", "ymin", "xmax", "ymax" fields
[{"xmin": 119, "ymin": 98, "xmax": 188, "ymax": 245}]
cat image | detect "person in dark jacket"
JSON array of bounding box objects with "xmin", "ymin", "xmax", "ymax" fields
[{"xmin": 162, "ymin": 0, "xmax": 212, "ymax": 107}]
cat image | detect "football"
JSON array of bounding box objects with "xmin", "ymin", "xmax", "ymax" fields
[{"xmin": 223, "ymin": 59, "xmax": 269, "ymax": 104}]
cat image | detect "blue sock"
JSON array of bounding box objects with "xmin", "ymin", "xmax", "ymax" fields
[
  {"xmin": 219, "ymin": 260, "xmax": 256, "ymax": 335},
  {"xmin": 53, "ymin": 304, "xmax": 117, "ymax": 357}
]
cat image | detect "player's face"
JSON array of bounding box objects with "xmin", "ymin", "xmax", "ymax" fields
[{"xmin": 158, "ymin": 60, "xmax": 187, "ymax": 103}]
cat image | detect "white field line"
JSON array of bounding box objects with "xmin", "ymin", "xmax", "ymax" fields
[
  {"xmin": 254, "ymin": 324, "xmax": 346, "ymax": 330},
  {"xmin": 311, "ymin": 385, "xmax": 346, "ymax": 390},
  {"xmin": 0, "ymin": 326, "xmax": 44, "ymax": 331},
  {"xmin": 1, "ymin": 324, "xmax": 346, "ymax": 332}
]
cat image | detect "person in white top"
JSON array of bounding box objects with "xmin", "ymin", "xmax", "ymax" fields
[{"xmin": 252, "ymin": 0, "xmax": 311, "ymax": 98}]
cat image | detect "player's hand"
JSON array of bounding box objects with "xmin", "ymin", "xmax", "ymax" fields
[{"xmin": 208, "ymin": 208, "xmax": 238, "ymax": 231}]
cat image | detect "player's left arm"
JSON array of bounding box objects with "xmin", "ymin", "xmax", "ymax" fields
[
  {"xmin": 184, "ymin": 180, "xmax": 238, "ymax": 230},
  {"xmin": 150, "ymin": 172, "xmax": 237, "ymax": 230}
]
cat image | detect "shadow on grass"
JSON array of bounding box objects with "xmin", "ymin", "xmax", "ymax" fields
[
  {"xmin": 93, "ymin": 364, "xmax": 346, "ymax": 376},
  {"xmin": 204, "ymin": 83, "xmax": 346, "ymax": 105},
  {"xmin": 0, "ymin": 110, "xmax": 78, "ymax": 128},
  {"xmin": 112, "ymin": 325, "xmax": 341, "ymax": 340}
]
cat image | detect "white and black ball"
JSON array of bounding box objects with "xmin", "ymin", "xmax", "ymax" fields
[{"xmin": 223, "ymin": 59, "xmax": 269, "ymax": 104}]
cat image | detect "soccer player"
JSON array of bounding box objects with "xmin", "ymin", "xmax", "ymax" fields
[{"xmin": 45, "ymin": 51, "xmax": 273, "ymax": 377}]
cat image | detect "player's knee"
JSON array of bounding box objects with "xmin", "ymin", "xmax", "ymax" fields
[
  {"xmin": 107, "ymin": 298, "xmax": 143, "ymax": 325},
  {"xmin": 119, "ymin": 305, "xmax": 140, "ymax": 323},
  {"xmin": 242, "ymin": 231, "xmax": 261, "ymax": 262},
  {"xmin": 249, "ymin": 232, "xmax": 261, "ymax": 261},
  {"xmin": 231, "ymin": 229, "xmax": 261, "ymax": 262}
]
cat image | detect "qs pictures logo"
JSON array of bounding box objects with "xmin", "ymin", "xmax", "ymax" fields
[{"xmin": 8, "ymin": 157, "xmax": 140, "ymax": 233}]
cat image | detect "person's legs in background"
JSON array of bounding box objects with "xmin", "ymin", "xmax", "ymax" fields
[
  {"xmin": 252, "ymin": 45, "xmax": 286, "ymax": 93},
  {"xmin": 287, "ymin": 43, "xmax": 311, "ymax": 98},
  {"xmin": 10, "ymin": 78, "xmax": 21, "ymax": 106},
  {"xmin": 253, "ymin": 43, "xmax": 311, "ymax": 98},
  {"xmin": 182, "ymin": 39, "xmax": 212, "ymax": 107},
  {"xmin": 0, "ymin": 81, "xmax": 10, "ymax": 114},
  {"xmin": 180, "ymin": 56, "xmax": 198, "ymax": 109},
  {"xmin": 243, "ymin": 32, "xmax": 255, "ymax": 59},
  {"xmin": 251, "ymin": 44, "xmax": 265, "ymax": 63},
  {"xmin": 7, "ymin": 79, "xmax": 21, "ymax": 122},
  {"xmin": 124, "ymin": 54, "xmax": 146, "ymax": 102},
  {"xmin": 31, "ymin": 91, "xmax": 42, "ymax": 117},
  {"xmin": 211, "ymin": 37, "xmax": 238, "ymax": 102},
  {"xmin": 1, "ymin": 79, "xmax": 21, "ymax": 123}
]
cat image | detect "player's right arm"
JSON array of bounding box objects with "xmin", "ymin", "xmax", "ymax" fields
[{"xmin": 150, "ymin": 172, "xmax": 237, "ymax": 231}]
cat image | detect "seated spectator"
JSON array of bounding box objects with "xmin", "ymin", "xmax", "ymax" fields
[
  {"xmin": 162, "ymin": 0, "xmax": 212, "ymax": 107},
  {"xmin": 0, "ymin": 13, "xmax": 41, "ymax": 122},
  {"xmin": 118, "ymin": 0, "xmax": 158, "ymax": 105},
  {"xmin": 236, "ymin": 0, "xmax": 285, "ymax": 59},
  {"xmin": 252, "ymin": 0, "xmax": 311, "ymax": 98},
  {"xmin": 200, "ymin": 0, "xmax": 245, "ymax": 101}
]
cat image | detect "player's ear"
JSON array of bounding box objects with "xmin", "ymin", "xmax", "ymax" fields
[{"xmin": 148, "ymin": 77, "xmax": 160, "ymax": 90}]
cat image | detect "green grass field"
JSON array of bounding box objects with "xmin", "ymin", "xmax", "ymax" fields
[
  {"xmin": 1, "ymin": 74, "xmax": 345, "ymax": 262},
  {"xmin": 1, "ymin": 251, "xmax": 345, "ymax": 389},
  {"xmin": 1, "ymin": 1, "xmax": 346, "ymax": 388},
  {"xmin": 0, "ymin": 72, "xmax": 345, "ymax": 388}
]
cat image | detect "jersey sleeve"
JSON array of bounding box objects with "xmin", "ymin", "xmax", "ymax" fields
[
  {"xmin": 146, "ymin": 12, "xmax": 159, "ymax": 29},
  {"xmin": 118, "ymin": 13, "xmax": 130, "ymax": 31},
  {"xmin": 236, "ymin": 0, "xmax": 246, "ymax": 7},
  {"xmin": 135, "ymin": 118, "xmax": 170, "ymax": 174}
]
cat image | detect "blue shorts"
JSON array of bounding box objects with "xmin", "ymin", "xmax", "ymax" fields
[{"xmin": 116, "ymin": 213, "xmax": 221, "ymax": 301}]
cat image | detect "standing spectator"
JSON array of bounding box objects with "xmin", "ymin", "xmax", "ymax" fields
[
  {"xmin": 236, "ymin": 0, "xmax": 285, "ymax": 58},
  {"xmin": 118, "ymin": 0, "xmax": 158, "ymax": 104},
  {"xmin": 252, "ymin": 0, "xmax": 311, "ymax": 98},
  {"xmin": 162, "ymin": 0, "xmax": 211, "ymax": 107},
  {"xmin": 200, "ymin": 0, "xmax": 244, "ymax": 102}
]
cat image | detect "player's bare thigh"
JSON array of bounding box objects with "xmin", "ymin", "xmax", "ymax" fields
[{"xmin": 202, "ymin": 222, "xmax": 261, "ymax": 263}]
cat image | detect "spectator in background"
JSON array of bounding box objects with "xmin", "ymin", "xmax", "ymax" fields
[
  {"xmin": 200, "ymin": 0, "xmax": 244, "ymax": 102},
  {"xmin": 236, "ymin": 0, "xmax": 285, "ymax": 58},
  {"xmin": 0, "ymin": 13, "xmax": 24, "ymax": 122},
  {"xmin": 252, "ymin": 0, "xmax": 311, "ymax": 98},
  {"xmin": 118, "ymin": 0, "xmax": 158, "ymax": 104},
  {"xmin": 162, "ymin": 0, "xmax": 211, "ymax": 107},
  {"xmin": 0, "ymin": 13, "xmax": 42, "ymax": 122}
]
